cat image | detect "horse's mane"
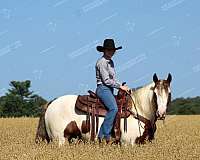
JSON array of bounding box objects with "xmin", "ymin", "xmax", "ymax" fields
[
  {"xmin": 129, "ymin": 81, "xmax": 156, "ymax": 118},
  {"xmin": 131, "ymin": 81, "xmax": 155, "ymax": 93}
]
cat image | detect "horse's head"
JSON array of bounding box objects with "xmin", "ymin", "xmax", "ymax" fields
[{"xmin": 152, "ymin": 73, "xmax": 172, "ymax": 120}]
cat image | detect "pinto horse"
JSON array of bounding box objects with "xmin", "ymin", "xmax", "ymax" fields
[{"xmin": 35, "ymin": 73, "xmax": 172, "ymax": 146}]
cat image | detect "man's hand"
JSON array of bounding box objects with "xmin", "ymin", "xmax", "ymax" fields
[{"xmin": 120, "ymin": 85, "xmax": 130, "ymax": 93}]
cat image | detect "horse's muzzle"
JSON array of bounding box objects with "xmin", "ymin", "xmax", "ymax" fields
[
  {"xmin": 157, "ymin": 116, "xmax": 165, "ymax": 120},
  {"xmin": 156, "ymin": 111, "xmax": 166, "ymax": 120}
]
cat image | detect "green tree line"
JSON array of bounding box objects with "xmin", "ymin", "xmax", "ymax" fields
[
  {"xmin": 0, "ymin": 80, "xmax": 199, "ymax": 117},
  {"xmin": 167, "ymin": 96, "xmax": 200, "ymax": 115},
  {"xmin": 0, "ymin": 80, "xmax": 47, "ymax": 117}
]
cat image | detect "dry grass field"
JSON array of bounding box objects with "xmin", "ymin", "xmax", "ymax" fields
[{"xmin": 0, "ymin": 115, "xmax": 200, "ymax": 160}]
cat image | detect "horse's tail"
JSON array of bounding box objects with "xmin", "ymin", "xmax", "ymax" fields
[{"xmin": 35, "ymin": 102, "xmax": 51, "ymax": 144}]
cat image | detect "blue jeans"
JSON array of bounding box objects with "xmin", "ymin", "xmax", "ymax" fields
[{"xmin": 95, "ymin": 84, "xmax": 118, "ymax": 140}]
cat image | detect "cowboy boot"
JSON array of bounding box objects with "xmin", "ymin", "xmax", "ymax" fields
[{"xmin": 106, "ymin": 138, "xmax": 111, "ymax": 145}]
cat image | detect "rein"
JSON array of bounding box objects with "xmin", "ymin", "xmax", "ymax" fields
[{"xmin": 125, "ymin": 91, "xmax": 143, "ymax": 139}]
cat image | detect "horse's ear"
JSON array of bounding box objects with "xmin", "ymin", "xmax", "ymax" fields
[
  {"xmin": 153, "ymin": 73, "xmax": 158, "ymax": 83},
  {"xmin": 128, "ymin": 89, "xmax": 132, "ymax": 94},
  {"xmin": 167, "ymin": 73, "xmax": 172, "ymax": 83}
]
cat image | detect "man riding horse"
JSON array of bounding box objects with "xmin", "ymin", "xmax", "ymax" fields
[
  {"xmin": 95, "ymin": 39, "xmax": 130, "ymax": 144},
  {"xmin": 35, "ymin": 38, "xmax": 172, "ymax": 147}
]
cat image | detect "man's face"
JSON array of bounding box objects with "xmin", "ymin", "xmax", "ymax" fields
[{"xmin": 104, "ymin": 49, "xmax": 115, "ymax": 59}]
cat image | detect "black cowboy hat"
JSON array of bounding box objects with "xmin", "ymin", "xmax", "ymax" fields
[{"xmin": 96, "ymin": 39, "xmax": 122, "ymax": 52}]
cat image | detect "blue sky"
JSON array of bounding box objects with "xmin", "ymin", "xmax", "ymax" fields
[{"xmin": 0, "ymin": 0, "xmax": 200, "ymax": 101}]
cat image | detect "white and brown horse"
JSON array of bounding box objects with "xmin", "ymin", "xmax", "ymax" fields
[{"xmin": 35, "ymin": 73, "xmax": 172, "ymax": 146}]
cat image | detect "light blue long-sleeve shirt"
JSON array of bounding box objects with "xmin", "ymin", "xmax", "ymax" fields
[{"xmin": 95, "ymin": 55, "xmax": 121, "ymax": 89}]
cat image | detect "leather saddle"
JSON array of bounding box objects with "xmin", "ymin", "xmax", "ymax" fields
[
  {"xmin": 75, "ymin": 89, "xmax": 133, "ymax": 142},
  {"xmin": 75, "ymin": 90, "xmax": 132, "ymax": 118}
]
